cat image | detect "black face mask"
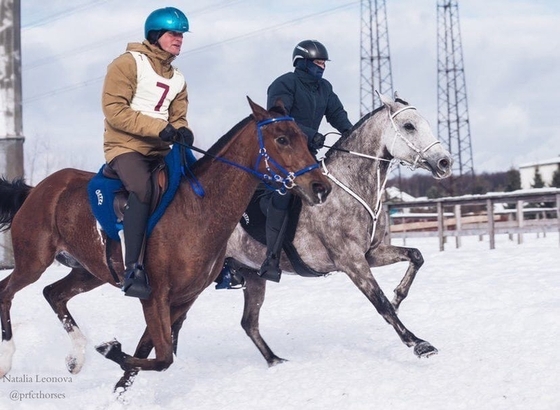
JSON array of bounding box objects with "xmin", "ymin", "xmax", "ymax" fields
[
  {"xmin": 296, "ymin": 59, "xmax": 325, "ymax": 79},
  {"xmin": 306, "ymin": 60, "xmax": 325, "ymax": 79}
]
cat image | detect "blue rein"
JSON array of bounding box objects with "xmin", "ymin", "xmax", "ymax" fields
[{"xmin": 183, "ymin": 116, "xmax": 320, "ymax": 194}]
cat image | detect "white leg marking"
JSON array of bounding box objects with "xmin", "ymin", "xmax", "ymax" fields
[
  {"xmin": 66, "ymin": 325, "xmax": 87, "ymax": 374},
  {"xmin": 0, "ymin": 339, "xmax": 16, "ymax": 377}
]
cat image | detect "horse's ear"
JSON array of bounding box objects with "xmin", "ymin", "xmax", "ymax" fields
[
  {"xmin": 376, "ymin": 90, "xmax": 394, "ymax": 109},
  {"xmin": 394, "ymin": 91, "xmax": 400, "ymax": 100},
  {"xmin": 274, "ymin": 98, "xmax": 287, "ymax": 115},
  {"xmin": 247, "ymin": 96, "xmax": 268, "ymax": 121}
]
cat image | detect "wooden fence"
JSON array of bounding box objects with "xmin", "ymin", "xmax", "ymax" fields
[{"xmin": 384, "ymin": 188, "xmax": 560, "ymax": 250}]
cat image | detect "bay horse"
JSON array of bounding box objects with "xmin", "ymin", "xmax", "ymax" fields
[
  {"xmin": 0, "ymin": 98, "xmax": 331, "ymax": 391},
  {"xmin": 223, "ymin": 92, "xmax": 453, "ymax": 363}
]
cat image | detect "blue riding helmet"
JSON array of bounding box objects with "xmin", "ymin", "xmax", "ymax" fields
[{"xmin": 144, "ymin": 7, "xmax": 189, "ymax": 39}]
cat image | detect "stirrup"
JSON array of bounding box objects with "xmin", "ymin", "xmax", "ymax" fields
[
  {"xmin": 215, "ymin": 264, "xmax": 246, "ymax": 290},
  {"xmin": 258, "ymin": 256, "xmax": 281, "ymax": 283},
  {"xmin": 122, "ymin": 265, "xmax": 152, "ymax": 299}
]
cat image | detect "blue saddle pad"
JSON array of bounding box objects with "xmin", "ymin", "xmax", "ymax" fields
[{"xmin": 87, "ymin": 144, "xmax": 196, "ymax": 241}]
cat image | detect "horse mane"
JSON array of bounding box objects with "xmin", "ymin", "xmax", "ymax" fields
[
  {"xmin": 190, "ymin": 103, "xmax": 287, "ymax": 171},
  {"xmin": 189, "ymin": 115, "xmax": 253, "ymax": 172},
  {"xmin": 324, "ymin": 97, "xmax": 410, "ymax": 160},
  {"xmin": 325, "ymin": 105, "xmax": 385, "ymax": 160}
]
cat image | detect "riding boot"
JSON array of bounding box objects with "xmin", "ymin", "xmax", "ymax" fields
[
  {"xmin": 258, "ymin": 200, "xmax": 289, "ymax": 282},
  {"xmin": 121, "ymin": 193, "xmax": 152, "ymax": 299}
]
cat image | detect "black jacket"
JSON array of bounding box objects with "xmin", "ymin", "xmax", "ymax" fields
[{"xmin": 266, "ymin": 68, "xmax": 352, "ymax": 144}]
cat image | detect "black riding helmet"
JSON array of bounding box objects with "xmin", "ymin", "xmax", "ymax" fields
[{"xmin": 292, "ymin": 40, "xmax": 329, "ymax": 66}]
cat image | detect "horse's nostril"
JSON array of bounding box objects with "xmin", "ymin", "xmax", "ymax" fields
[
  {"xmin": 312, "ymin": 182, "xmax": 330, "ymax": 202},
  {"xmin": 438, "ymin": 158, "xmax": 450, "ymax": 171}
]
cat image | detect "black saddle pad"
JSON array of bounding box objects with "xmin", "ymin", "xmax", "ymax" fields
[
  {"xmin": 239, "ymin": 188, "xmax": 302, "ymax": 246},
  {"xmin": 239, "ymin": 189, "xmax": 327, "ymax": 277}
]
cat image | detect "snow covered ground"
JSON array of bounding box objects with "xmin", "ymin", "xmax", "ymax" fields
[{"xmin": 0, "ymin": 233, "xmax": 558, "ymax": 410}]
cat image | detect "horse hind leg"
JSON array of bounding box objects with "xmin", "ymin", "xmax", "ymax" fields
[
  {"xmin": 43, "ymin": 267, "xmax": 105, "ymax": 374},
  {"xmin": 366, "ymin": 244, "xmax": 424, "ymax": 312},
  {"xmin": 0, "ymin": 257, "xmax": 54, "ymax": 377}
]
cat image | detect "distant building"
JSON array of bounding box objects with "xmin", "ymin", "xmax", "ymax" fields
[
  {"xmin": 385, "ymin": 186, "xmax": 417, "ymax": 203},
  {"xmin": 519, "ymin": 157, "xmax": 560, "ymax": 189}
]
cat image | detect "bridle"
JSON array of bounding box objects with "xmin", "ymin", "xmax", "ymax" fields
[
  {"xmin": 320, "ymin": 104, "xmax": 440, "ymax": 243},
  {"xmin": 252, "ymin": 117, "xmax": 319, "ymax": 194},
  {"xmin": 178, "ymin": 116, "xmax": 319, "ymax": 195},
  {"xmin": 387, "ymin": 105, "xmax": 441, "ymax": 170}
]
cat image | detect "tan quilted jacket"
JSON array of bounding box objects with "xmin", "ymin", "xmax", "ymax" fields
[{"xmin": 102, "ymin": 40, "xmax": 189, "ymax": 162}]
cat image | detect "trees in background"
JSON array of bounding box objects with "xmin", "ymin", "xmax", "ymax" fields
[{"xmin": 389, "ymin": 167, "xmax": 523, "ymax": 198}]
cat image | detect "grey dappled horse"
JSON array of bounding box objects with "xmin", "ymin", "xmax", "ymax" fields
[{"xmin": 225, "ymin": 92, "xmax": 453, "ymax": 363}]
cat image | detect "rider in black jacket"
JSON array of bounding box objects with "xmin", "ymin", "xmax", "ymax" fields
[
  {"xmin": 266, "ymin": 41, "xmax": 352, "ymax": 156},
  {"xmin": 258, "ymin": 40, "xmax": 353, "ymax": 282}
]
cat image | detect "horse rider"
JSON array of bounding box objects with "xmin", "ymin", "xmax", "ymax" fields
[
  {"xmin": 216, "ymin": 39, "xmax": 353, "ymax": 288},
  {"xmin": 102, "ymin": 7, "xmax": 194, "ymax": 299}
]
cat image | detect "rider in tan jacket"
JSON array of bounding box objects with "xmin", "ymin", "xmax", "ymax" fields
[
  {"xmin": 102, "ymin": 7, "xmax": 193, "ymax": 299},
  {"xmin": 103, "ymin": 40, "xmax": 189, "ymax": 163}
]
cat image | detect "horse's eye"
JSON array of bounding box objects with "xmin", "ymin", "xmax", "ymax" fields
[
  {"xmin": 403, "ymin": 122, "xmax": 415, "ymax": 131},
  {"xmin": 276, "ymin": 136, "xmax": 289, "ymax": 146}
]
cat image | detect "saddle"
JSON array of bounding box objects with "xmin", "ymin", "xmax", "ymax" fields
[
  {"xmin": 87, "ymin": 143, "xmax": 195, "ymax": 241},
  {"xmin": 240, "ymin": 189, "xmax": 329, "ymax": 277},
  {"xmin": 101, "ymin": 159, "xmax": 167, "ymax": 223}
]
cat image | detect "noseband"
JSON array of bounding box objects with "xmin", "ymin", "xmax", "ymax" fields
[{"xmin": 387, "ymin": 106, "xmax": 441, "ymax": 170}]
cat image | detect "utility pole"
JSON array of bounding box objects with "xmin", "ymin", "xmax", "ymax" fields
[
  {"xmin": 0, "ymin": 0, "xmax": 24, "ymax": 268},
  {"xmin": 360, "ymin": 0, "xmax": 403, "ymax": 198},
  {"xmin": 360, "ymin": 0, "xmax": 394, "ymax": 117},
  {"xmin": 437, "ymin": 0, "xmax": 474, "ymax": 194}
]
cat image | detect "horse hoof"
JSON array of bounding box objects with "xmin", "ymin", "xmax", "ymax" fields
[
  {"xmin": 95, "ymin": 339, "xmax": 121, "ymax": 357},
  {"xmin": 65, "ymin": 355, "xmax": 83, "ymax": 374},
  {"xmin": 267, "ymin": 357, "xmax": 288, "ymax": 367},
  {"xmin": 414, "ymin": 341, "xmax": 438, "ymax": 358}
]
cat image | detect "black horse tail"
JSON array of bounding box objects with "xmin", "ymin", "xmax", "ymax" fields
[{"xmin": 0, "ymin": 177, "xmax": 33, "ymax": 232}]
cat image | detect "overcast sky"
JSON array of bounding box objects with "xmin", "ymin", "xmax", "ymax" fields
[{"xmin": 20, "ymin": 0, "xmax": 560, "ymax": 183}]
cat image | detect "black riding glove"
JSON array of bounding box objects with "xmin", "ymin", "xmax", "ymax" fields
[
  {"xmin": 308, "ymin": 132, "xmax": 325, "ymax": 151},
  {"xmin": 177, "ymin": 127, "xmax": 194, "ymax": 146},
  {"xmin": 159, "ymin": 124, "xmax": 177, "ymax": 142}
]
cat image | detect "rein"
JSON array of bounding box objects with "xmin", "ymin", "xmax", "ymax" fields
[
  {"xmin": 174, "ymin": 116, "xmax": 319, "ymax": 194},
  {"xmin": 321, "ymin": 159, "xmax": 395, "ymax": 244}
]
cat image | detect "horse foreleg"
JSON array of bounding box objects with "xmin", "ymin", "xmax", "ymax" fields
[
  {"xmin": 241, "ymin": 272, "xmax": 286, "ymax": 367},
  {"xmin": 345, "ymin": 261, "xmax": 437, "ymax": 358},
  {"xmin": 97, "ymin": 297, "xmax": 174, "ymax": 373},
  {"xmin": 114, "ymin": 306, "xmax": 190, "ymax": 392},
  {"xmin": 365, "ymin": 244, "xmax": 424, "ymax": 312},
  {"xmin": 42, "ymin": 267, "xmax": 104, "ymax": 374}
]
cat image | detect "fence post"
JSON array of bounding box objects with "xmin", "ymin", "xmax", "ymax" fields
[
  {"xmin": 383, "ymin": 204, "xmax": 391, "ymax": 245},
  {"xmin": 516, "ymin": 200, "xmax": 524, "ymax": 245},
  {"xmin": 556, "ymin": 194, "xmax": 560, "ymax": 247},
  {"xmin": 454, "ymin": 204, "xmax": 462, "ymax": 248},
  {"xmin": 437, "ymin": 201, "xmax": 444, "ymax": 251},
  {"xmin": 487, "ymin": 199, "xmax": 495, "ymax": 249}
]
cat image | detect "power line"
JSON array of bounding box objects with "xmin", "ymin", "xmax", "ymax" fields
[
  {"xmin": 23, "ymin": 2, "xmax": 359, "ymax": 104},
  {"xmin": 22, "ymin": 0, "xmax": 109, "ymax": 30},
  {"xmin": 23, "ymin": 0, "xmax": 248, "ymax": 71}
]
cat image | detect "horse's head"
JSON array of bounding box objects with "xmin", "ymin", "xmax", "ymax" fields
[
  {"xmin": 377, "ymin": 92, "xmax": 453, "ymax": 179},
  {"xmin": 247, "ymin": 97, "xmax": 331, "ymax": 204}
]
